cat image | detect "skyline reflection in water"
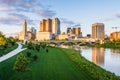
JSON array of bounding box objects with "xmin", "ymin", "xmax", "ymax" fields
[
  {"xmin": 80, "ymin": 48, "xmax": 120, "ymax": 76},
  {"xmin": 92, "ymin": 48, "xmax": 104, "ymax": 65}
]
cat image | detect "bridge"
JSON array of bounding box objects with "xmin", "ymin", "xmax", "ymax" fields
[{"xmin": 35, "ymin": 40, "xmax": 96, "ymax": 46}]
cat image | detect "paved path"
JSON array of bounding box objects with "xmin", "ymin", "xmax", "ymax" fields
[{"xmin": 0, "ymin": 43, "xmax": 26, "ymax": 62}]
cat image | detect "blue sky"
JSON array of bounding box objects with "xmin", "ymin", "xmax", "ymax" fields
[{"xmin": 0, "ymin": 0, "xmax": 120, "ymax": 36}]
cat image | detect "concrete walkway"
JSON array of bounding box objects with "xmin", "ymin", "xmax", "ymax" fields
[{"xmin": 0, "ymin": 43, "xmax": 26, "ymax": 62}]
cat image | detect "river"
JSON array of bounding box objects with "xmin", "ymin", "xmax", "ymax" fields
[{"xmin": 80, "ymin": 48, "xmax": 120, "ymax": 76}]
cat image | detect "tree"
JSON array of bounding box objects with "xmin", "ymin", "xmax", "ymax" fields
[
  {"xmin": 13, "ymin": 54, "xmax": 29, "ymax": 72},
  {"xmin": 27, "ymin": 41, "xmax": 34, "ymax": 49},
  {"xmin": 0, "ymin": 32, "xmax": 7, "ymax": 47},
  {"xmin": 26, "ymin": 52, "xmax": 31, "ymax": 57},
  {"xmin": 32, "ymin": 55, "xmax": 38, "ymax": 61},
  {"xmin": 6, "ymin": 37, "xmax": 15, "ymax": 46}
]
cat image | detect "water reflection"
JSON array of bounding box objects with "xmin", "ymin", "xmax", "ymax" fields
[{"xmin": 92, "ymin": 48, "xmax": 104, "ymax": 65}]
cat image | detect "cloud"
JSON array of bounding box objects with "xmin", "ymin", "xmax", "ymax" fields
[
  {"xmin": 101, "ymin": 13, "xmax": 120, "ymax": 22},
  {"xmin": 116, "ymin": 13, "xmax": 120, "ymax": 18},
  {"xmin": 33, "ymin": 8, "xmax": 56, "ymax": 18},
  {"xmin": 0, "ymin": 6, "xmax": 15, "ymax": 12},
  {"xmin": 60, "ymin": 18, "xmax": 75, "ymax": 25},
  {"xmin": 5, "ymin": 32, "xmax": 19, "ymax": 37},
  {"xmin": 0, "ymin": 0, "xmax": 56, "ymax": 18},
  {"xmin": 0, "ymin": 13, "xmax": 34, "ymax": 25}
]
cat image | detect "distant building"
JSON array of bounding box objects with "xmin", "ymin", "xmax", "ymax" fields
[
  {"xmin": 18, "ymin": 20, "xmax": 28, "ymax": 40},
  {"xmin": 18, "ymin": 20, "xmax": 36, "ymax": 41},
  {"xmin": 73, "ymin": 27, "xmax": 80, "ymax": 35},
  {"xmin": 87, "ymin": 34, "xmax": 91, "ymax": 38},
  {"xmin": 110, "ymin": 31, "xmax": 120, "ymax": 41},
  {"xmin": 67, "ymin": 28, "xmax": 73, "ymax": 34},
  {"xmin": 56, "ymin": 34, "xmax": 68, "ymax": 40},
  {"xmin": 92, "ymin": 23, "xmax": 105, "ymax": 40},
  {"xmin": 37, "ymin": 18, "xmax": 60, "ymax": 41},
  {"xmin": 40, "ymin": 19, "xmax": 46, "ymax": 32},
  {"xmin": 46, "ymin": 18, "xmax": 52, "ymax": 32},
  {"xmin": 52, "ymin": 18, "xmax": 60, "ymax": 35},
  {"xmin": 36, "ymin": 32, "xmax": 52, "ymax": 41}
]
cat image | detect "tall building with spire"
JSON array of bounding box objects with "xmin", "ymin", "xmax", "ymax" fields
[
  {"xmin": 18, "ymin": 20, "xmax": 36, "ymax": 41},
  {"xmin": 22, "ymin": 20, "xmax": 27, "ymax": 36}
]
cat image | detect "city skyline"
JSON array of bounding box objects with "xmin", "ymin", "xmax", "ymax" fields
[{"xmin": 0, "ymin": 0, "xmax": 120, "ymax": 36}]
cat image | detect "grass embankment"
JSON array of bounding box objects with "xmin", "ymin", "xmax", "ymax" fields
[
  {"xmin": 95, "ymin": 42, "xmax": 120, "ymax": 48},
  {"xmin": 0, "ymin": 43, "xmax": 18, "ymax": 56},
  {"xmin": 0, "ymin": 47, "xmax": 93, "ymax": 80},
  {"xmin": 61, "ymin": 48, "xmax": 120, "ymax": 80}
]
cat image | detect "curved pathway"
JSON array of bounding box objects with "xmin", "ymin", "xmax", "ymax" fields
[{"xmin": 0, "ymin": 43, "xmax": 26, "ymax": 62}]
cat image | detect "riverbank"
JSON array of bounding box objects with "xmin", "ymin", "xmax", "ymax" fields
[
  {"xmin": 60, "ymin": 48, "xmax": 120, "ymax": 80},
  {"xmin": 93, "ymin": 41, "xmax": 120, "ymax": 48}
]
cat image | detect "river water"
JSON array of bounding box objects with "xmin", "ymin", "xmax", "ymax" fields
[{"xmin": 80, "ymin": 48, "xmax": 120, "ymax": 76}]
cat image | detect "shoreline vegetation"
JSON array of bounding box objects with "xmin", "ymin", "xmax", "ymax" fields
[
  {"xmin": 0, "ymin": 42, "xmax": 120, "ymax": 80},
  {"xmin": 61, "ymin": 48, "xmax": 120, "ymax": 80}
]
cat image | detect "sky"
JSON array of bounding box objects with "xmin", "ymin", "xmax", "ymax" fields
[{"xmin": 0, "ymin": 0, "xmax": 120, "ymax": 36}]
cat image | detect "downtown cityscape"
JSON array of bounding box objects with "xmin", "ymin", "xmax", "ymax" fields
[{"xmin": 0, "ymin": 0, "xmax": 120, "ymax": 80}]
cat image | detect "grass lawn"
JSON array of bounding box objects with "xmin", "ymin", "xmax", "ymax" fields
[
  {"xmin": 0, "ymin": 43, "xmax": 18, "ymax": 56},
  {"xmin": 0, "ymin": 47, "xmax": 93, "ymax": 80}
]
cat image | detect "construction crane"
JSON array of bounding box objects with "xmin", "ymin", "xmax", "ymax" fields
[{"xmin": 112, "ymin": 27, "xmax": 120, "ymax": 32}]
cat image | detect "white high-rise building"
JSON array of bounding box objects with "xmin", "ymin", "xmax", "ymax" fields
[
  {"xmin": 52, "ymin": 18, "xmax": 60, "ymax": 35},
  {"xmin": 92, "ymin": 23, "xmax": 105, "ymax": 40}
]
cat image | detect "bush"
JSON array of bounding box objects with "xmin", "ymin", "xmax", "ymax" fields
[
  {"xmin": 32, "ymin": 55, "xmax": 38, "ymax": 61},
  {"xmin": 27, "ymin": 42, "xmax": 34, "ymax": 49},
  {"xmin": 13, "ymin": 54, "xmax": 29, "ymax": 72},
  {"xmin": 26, "ymin": 52, "xmax": 31, "ymax": 57}
]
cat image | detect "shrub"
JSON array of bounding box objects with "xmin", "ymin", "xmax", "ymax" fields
[
  {"xmin": 26, "ymin": 52, "xmax": 31, "ymax": 57},
  {"xmin": 13, "ymin": 54, "xmax": 29, "ymax": 72},
  {"xmin": 32, "ymin": 55, "xmax": 38, "ymax": 61}
]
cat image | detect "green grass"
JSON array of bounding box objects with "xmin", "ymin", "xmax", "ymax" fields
[
  {"xmin": 22, "ymin": 44, "xmax": 27, "ymax": 48},
  {"xmin": 61, "ymin": 48, "xmax": 120, "ymax": 80},
  {"xmin": 0, "ymin": 47, "xmax": 93, "ymax": 80},
  {"xmin": 0, "ymin": 43, "xmax": 18, "ymax": 56}
]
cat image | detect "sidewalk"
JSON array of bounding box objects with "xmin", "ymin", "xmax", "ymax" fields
[{"xmin": 0, "ymin": 43, "xmax": 26, "ymax": 62}]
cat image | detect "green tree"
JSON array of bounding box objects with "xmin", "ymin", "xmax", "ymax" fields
[
  {"xmin": 13, "ymin": 54, "xmax": 29, "ymax": 72},
  {"xmin": 6, "ymin": 37, "xmax": 15, "ymax": 46},
  {"xmin": 0, "ymin": 32, "xmax": 7, "ymax": 47}
]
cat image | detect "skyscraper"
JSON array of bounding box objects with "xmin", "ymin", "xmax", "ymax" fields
[
  {"xmin": 46, "ymin": 18, "xmax": 52, "ymax": 32},
  {"xmin": 73, "ymin": 27, "xmax": 80, "ymax": 35},
  {"xmin": 92, "ymin": 23, "xmax": 105, "ymax": 40},
  {"xmin": 67, "ymin": 27, "xmax": 73, "ymax": 34},
  {"xmin": 22, "ymin": 20, "xmax": 27, "ymax": 36},
  {"xmin": 40, "ymin": 19, "xmax": 46, "ymax": 32},
  {"xmin": 52, "ymin": 18, "xmax": 60, "ymax": 35}
]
